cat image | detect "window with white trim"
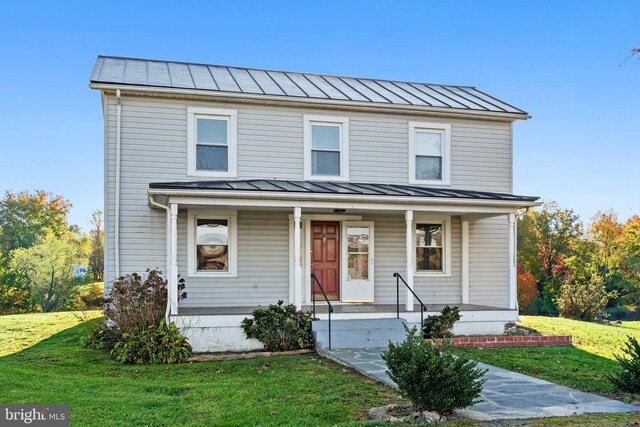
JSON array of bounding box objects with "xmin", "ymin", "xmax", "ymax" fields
[
  {"xmin": 415, "ymin": 223, "xmax": 444, "ymax": 272},
  {"xmin": 187, "ymin": 107, "xmax": 237, "ymax": 177},
  {"xmin": 187, "ymin": 211, "xmax": 237, "ymax": 277},
  {"xmin": 304, "ymin": 115, "xmax": 349, "ymax": 181},
  {"xmin": 408, "ymin": 122, "xmax": 451, "ymax": 185}
]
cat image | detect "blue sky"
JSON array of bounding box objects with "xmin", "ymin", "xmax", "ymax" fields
[{"xmin": 0, "ymin": 1, "xmax": 638, "ymax": 229}]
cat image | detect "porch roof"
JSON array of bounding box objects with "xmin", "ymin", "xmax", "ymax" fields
[{"xmin": 149, "ymin": 179, "xmax": 539, "ymax": 203}]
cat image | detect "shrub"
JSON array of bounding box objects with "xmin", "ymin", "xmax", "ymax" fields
[
  {"xmin": 382, "ymin": 326, "xmax": 486, "ymax": 414},
  {"xmin": 423, "ymin": 305, "xmax": 460, "ymax": 338},
  {"xmin": 556, "ymin": 279, "xmax": 614, "ymax": 321},
  {"xmin": 105, "ymin": 269, "xmax": 186, "ymax": 335},
  {"xmin": 111, "ymin": 321, "xmax": 192, "ymax": 364},
  {"xmin": 241, "ymin": 300, "xmax": 312, "ymax": 351},
  {"xmin": 607, "ymin": 336, "xmax": 640, "ymax": 393},
  {"xmin": 84, "ymin": 318, "xmax": 120, "ymax": 350}
]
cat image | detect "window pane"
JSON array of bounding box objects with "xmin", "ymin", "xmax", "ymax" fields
[
  {"xmin": 416, "ymin": 156, "xmax": 442, "ymax": 180},
  {"xmin": 311, "ymin": 124, "xmax": 340, "ymax": 150},
  {"xmin": 416, "ymin": 224, "xmax": 442, "ymax": 247},
  {"xmin": 415, "ymin": 131, "xmax": 442, "ymax": 156},
  {"xmin": 347, "ymin": 227, "xmax": 369, "ymax": 253},
  {"xmin": 312, "ymin": 150, "xmax": 340, "ymax": 176},
  {"xmin": 348, "ymin": 254, "xmax": 369, "ymax": 280},
  {"xmin": 196, "ymin": 219, "xmax": 228, "ymax": 245},
  {"xmin": 197, "ymin": 245, "xmax": 228, "ymax": 271},
  {"xmin": 197, "ymin": 118, "xmax": 227, "ymax": 145},
  {"xmin": 416, "ymin": 247, "xmax": 442, "ymax": 271},
  {"xmin": 197, "ymin": 145, "xmax": 228, "ymax": 171}
]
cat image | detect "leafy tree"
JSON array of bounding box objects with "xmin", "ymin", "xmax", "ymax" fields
[
  {"xmin": 0, "ymin": 190, "xmax": 71, "ymax": 267},
  {"xmin": 9, "ymin": 230, "xmax": 87, "ymax": 312},
  {"xmin": 588, "ymin": 210, "xmax": 625, "ymax": 301},
  {"xmin": 518, "ymin": 201, "xmax": 583, "ymax": 313},
  {"xmin": 88, "ymin": 210, "xmax": 104, "ymax": 281},
  {"xmin": 619, "ymin": 216, "xmax": 640, "ymax": 304}
]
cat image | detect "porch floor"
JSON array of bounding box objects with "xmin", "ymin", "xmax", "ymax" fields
[{"xmin": 178, "ymin": 303, "xmax": 509, "ymax": 316}]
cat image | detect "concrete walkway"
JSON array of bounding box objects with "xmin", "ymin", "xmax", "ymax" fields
[{"xmin": 323, "ymin": 348, "xmax": 639, "ymax": 421}]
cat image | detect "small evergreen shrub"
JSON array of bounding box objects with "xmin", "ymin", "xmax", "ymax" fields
[
  {"xmin": 607, "ymin": 336, "xmax": 640, "ymax": 393},
  {"xmin": 423, "ymin": 305, "xmax": 461, "ymax": 338},
  {"xmin": 84, "ymin": 318, "xmax": 120, "ymax": 350},
  {"xmin": 382, "ymin": 326, "xmax": 486, "ymax": 414},
  {"xmin": 111, "ymin": 321, "xmax": 192, "ymax": 364},
  {"xmin": 241, "ymin": 300, "xmax": 313, "ymax": 351}
]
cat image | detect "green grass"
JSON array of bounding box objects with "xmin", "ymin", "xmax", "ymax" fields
[
  {"xmin": 0, "ymin": 312, "xmax": 403, "ymax": 426},
  {"xmin": 457, "ymin": 316, "xmax": 640, "ymax": 399},
  {"xmin": 0, "ymin": 312, "xmax": 637, "ymax": 426},
  {"xmin": 0, "ymin": 310, "xmax": 101, "ymax": 356}
]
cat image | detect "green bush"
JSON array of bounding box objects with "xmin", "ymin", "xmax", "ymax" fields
[
  {"xmin": 83, "ymin": 318, "xmax": 120, "ymax": 350},
  {"xmin": 111, "ymin": 321, "xmax": 192, "ymax": 364},
  {"xmin": 382, "ymin": 326, "xmax": 486, "ymax": 414},
  {"xmin": 607, "ymin": 336, "xmax": 640, "ymax": 393},
  {"xmin": 78, "ymin": 282, "xmax": 104, "ymax": 309},
  {"xmin": 423, "ymin": 305, "xmax": 461, "ymax": 338},
  {"xmin": 556, "ymin": 279, "xmax": 614, "ymax": 321},
  {"xmin": 241, "ymin": 300, "xmax": 312, "ymax": 351}
]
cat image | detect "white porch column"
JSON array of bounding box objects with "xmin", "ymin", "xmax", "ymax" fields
[
  {"xmin": 293, "ymin": 207, "xmax": 303, "ymax": 309},
  {"xmin": 461, "ymin": 219, "xmax": 470, "ymax": 304},
  {"xmin": 405, "ymin": 210, "xmax": 414, "ymax": 311},
  {"xmin": 508, "ymin": 213, "xmax": 517, "ymax": 310},
  {"xmin": 169, "ymin": 203, "xmax": 179, "ymax": 315}
]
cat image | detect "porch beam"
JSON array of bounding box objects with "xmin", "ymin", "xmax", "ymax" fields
[
  {"xmin": 405, "ymin": 210, "xmax": 414, "ymax": 311},
  {"xmin": 169, "ymin": 203, "xmax": 179, "ymax": 316},
  {"xmin": 461, "ymin": 219, "xmax": 470, "ymax": 304},
  {"xmin": 508, "ymin": 213, "xmax": 517, "ymax": 310},
  {"xmin": 293, "ymin": 207, "xmax": 302, "ymax": 309}
]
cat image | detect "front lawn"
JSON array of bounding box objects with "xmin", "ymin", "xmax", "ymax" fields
[
  {"xmin": 0, "ymin": 312, "xmax": 402, "ymax": 426},
  {"xmin": 457, "ymin": 316, "xmax": 640, "ymax": 399}
]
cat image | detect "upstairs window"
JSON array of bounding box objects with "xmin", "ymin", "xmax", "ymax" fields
[
  {"xmin": 304, "ymin": 115, "xmax": 349, "ymax": 181},
  {"xmin": 187, "ymin": 107, "xmax": 237, "ymax": 177},
  {"xmin": 408, "ymin": 122, "xmax": 451, "ymax": 185}
]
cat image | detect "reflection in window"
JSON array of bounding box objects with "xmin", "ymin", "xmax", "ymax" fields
[
  {"xmin": 414, "ymin": 130, "xmax": 442, "ymax": 180},
  {"xmin": 347, "ymin": 227, "xmax": 369, "ymax": 280},
  {"xmin": 196, "ymin": 117, "xmax": 228, "ymax": 171},
  {"xmin": 311, "ymin": 124, "xmax": 341, "ymax": 176},
  {"xmin": 416, "ymin": 224, "xmax": 443, "ymax": 271},
  {"xmin": 196, "ymin": 219, "xmax": 228, "ymax": 271}
]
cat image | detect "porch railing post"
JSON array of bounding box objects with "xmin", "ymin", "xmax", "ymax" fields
[{"xmin": 395, "ymin": 273, "xmax": 399, "ymax": 319}]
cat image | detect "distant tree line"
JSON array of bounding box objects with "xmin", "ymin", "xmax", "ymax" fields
[
  {"xmin": 518, "ymin": 201, "xmax": 640, "ymax": 320},
  {"xmin": 0, "ymin": 190, "xmax": 104, "ymax": 314}
]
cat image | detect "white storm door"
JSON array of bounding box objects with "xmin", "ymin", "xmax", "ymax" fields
[{"xmin": 341, "ymin": 221, "xmax": 374, "ymax": 302}]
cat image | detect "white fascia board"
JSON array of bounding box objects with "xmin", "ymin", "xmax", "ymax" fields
[
  {"xmin": 89, "ymin": 83, "xmax": 531, "ymax": 122},
  {"xmin": 148, "ymin": 188, "xmax": 539, "ymax": 210}
]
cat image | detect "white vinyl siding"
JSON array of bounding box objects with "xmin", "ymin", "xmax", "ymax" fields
[{"xmin": 102, "ymin": 94, "xmax": 513, "ymax": 312}]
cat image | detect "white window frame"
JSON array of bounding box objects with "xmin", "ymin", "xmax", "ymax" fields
[
  {"xmin": 187, "ymin": 209, "xmax": 238, "ymax": 277},
  {"xmin": 187, "ymin": 107, "xmax": 238, "ymax": 178},
  {"xmin": 408, "ymin": 121, "xmax": 451, "ymax": 186},
  {"xmin": 303, "ymin": 114, "xmax": 349, "ymax": 181},
  {"xmin": 413, "ymin": 215, "xmax": 451, "ymax": 277}
]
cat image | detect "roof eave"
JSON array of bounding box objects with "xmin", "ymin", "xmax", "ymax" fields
[
  {"xmin": 89, "ymin": 82, "xmax": 532, "ymax": 121},
  {"xmin": 147, "ymin": 187, "xmax": 541, "ymax": 209}
]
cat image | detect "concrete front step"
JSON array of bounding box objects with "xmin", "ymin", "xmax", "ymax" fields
[{"xmin": 312, "ymin": 317, "xmax": 407, "ymax": 349}]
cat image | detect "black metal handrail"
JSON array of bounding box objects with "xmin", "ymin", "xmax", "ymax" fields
[
  {"xmin": 311, "ymin": 273, "xmax": 334, "ymax": 351},
  {"xmin": 394, "ymin": 272, "xmax": 428, "ymax": 331}
]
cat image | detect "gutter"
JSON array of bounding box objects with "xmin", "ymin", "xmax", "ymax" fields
[
  {"xmin": 115, "ymin": 89, "xmax": 121, "ymax": 277},
  {"xmin": 89, "ymin": 83, "xmax": 532, "ymax": 122},
  {"xmin": 148, "ymin": 195, "xmax": 172, "ymax": 324}
]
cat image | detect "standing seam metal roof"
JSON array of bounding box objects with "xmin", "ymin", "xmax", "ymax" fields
[
  {"xmin": 90, "ymin": 56, "xmax": 527, "ymax": 115},
  {"xmin": 148, "ymin": 179, "xmax": 539, "ymax": 203}
]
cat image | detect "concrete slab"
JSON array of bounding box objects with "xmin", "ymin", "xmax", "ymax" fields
[{"xmin": 323, "ymin": 347, "xmax": 639, "ymax": 421}]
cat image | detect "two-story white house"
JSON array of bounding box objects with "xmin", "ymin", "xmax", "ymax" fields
[{"xmin": 90, "ymin": 56, "xmax": 539, "ymax": 352}]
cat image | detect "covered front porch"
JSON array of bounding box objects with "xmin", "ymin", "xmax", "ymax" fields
[{"xmin": 148, "ymin": 179, "xmax": 538, "ymax": 325}]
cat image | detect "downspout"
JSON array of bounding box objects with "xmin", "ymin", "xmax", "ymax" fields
[
  {"xmin": 149, "ymin": 195, "xmax": 172, "ymax": 324},
  {"xmin": 514, "ymin": 207, "xmax": 531, "ymax": 321},
  {"xmin": 115, "ymin": 89, "xmax": 122, "ymax": 278}
]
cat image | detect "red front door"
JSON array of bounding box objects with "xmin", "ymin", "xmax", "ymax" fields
[{"xmin": 311, "ymin": 221, "xmax": 340, "ymax": 300}]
